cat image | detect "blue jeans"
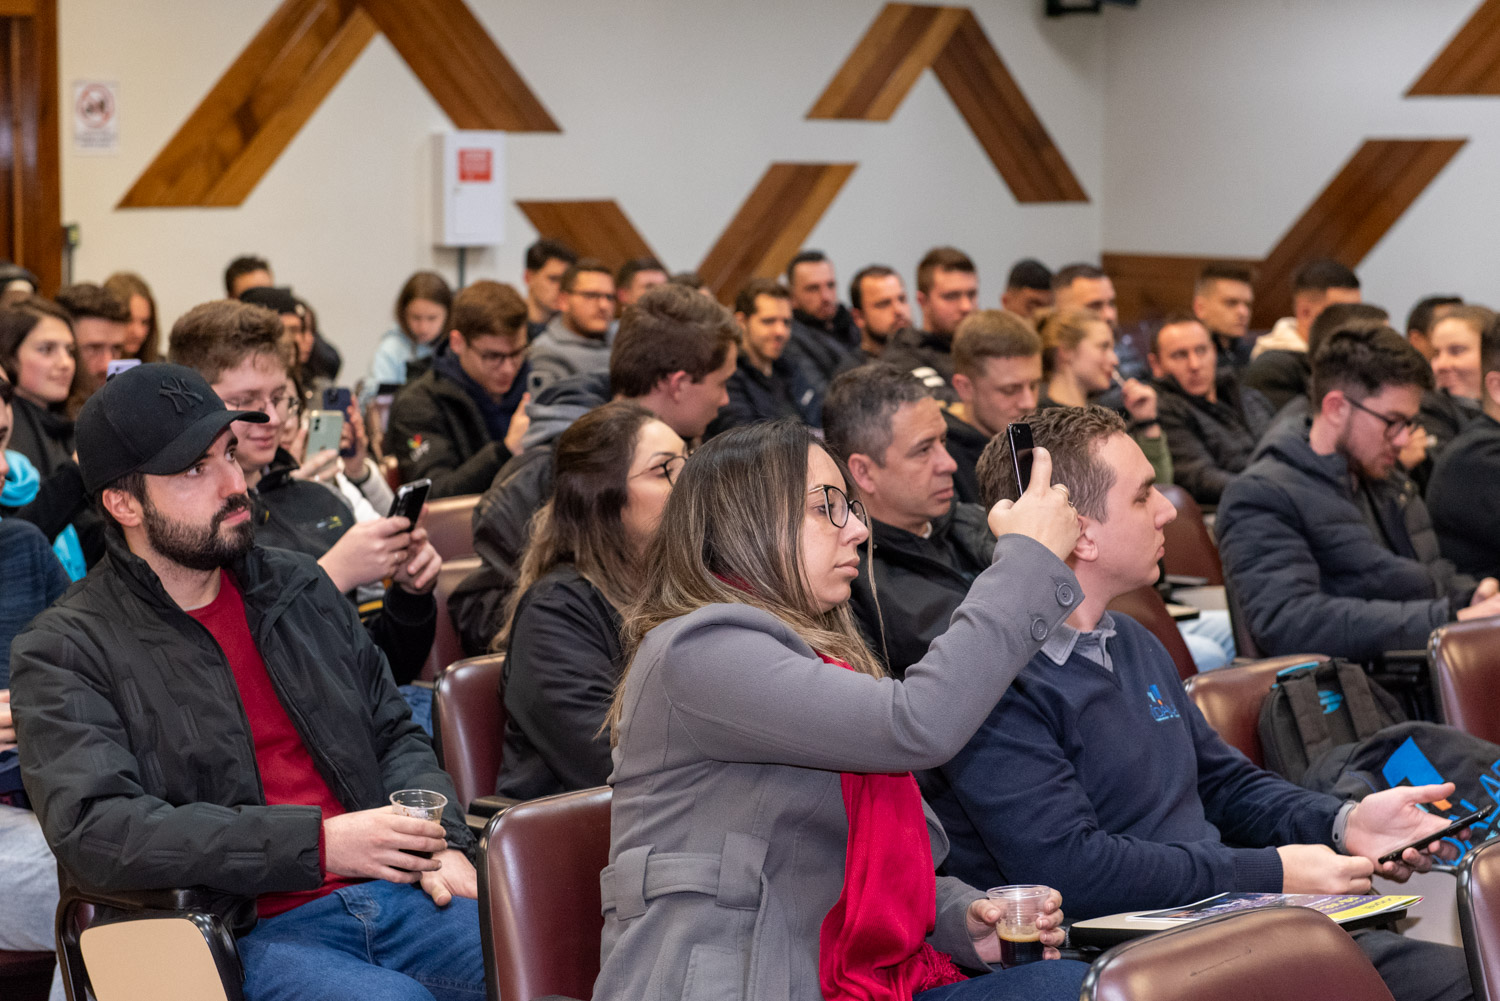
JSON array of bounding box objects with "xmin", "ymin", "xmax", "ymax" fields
[
  {"xmin": 398, "ymin": 684, "xmax": 434, "ymax": 737},
  {"xmin": 916, "ymin": 961, "xmax": 1091, "ymax": 1001},
  {"xmin": 0, "ymin": 805, "xmax": 65, "ymax": 1001},
  {"xmin": 237, "ymin": 880, "xmax": 484, "ymax": 1001}
]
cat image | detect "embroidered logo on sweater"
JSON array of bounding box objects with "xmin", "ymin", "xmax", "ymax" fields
[
  {"xmin": 1147, "ymin": 684, "xmax": 1181, "ymax": 722},
  {"xmin": 406, "ymin": 434, "xmax": 430, "ymax": 461}
]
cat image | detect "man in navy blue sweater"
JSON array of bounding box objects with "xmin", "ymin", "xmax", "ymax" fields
[{"xmin": 929, "ymin": 404, "xmax": 1472, "ymax": 1001}]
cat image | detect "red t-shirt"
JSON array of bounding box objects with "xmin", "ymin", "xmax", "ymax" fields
[{"xmin": 187, "ymin": 571, "xmax": 356, "ymax": 918}]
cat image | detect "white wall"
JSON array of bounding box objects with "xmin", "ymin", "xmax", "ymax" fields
[
  {"xmin": 59, "ymin": 0, "xmax": 1106, "ymax": 383},
  {"xmin": 1101, "ymin": 0, "xmax": 1500, "ymax": 324}
]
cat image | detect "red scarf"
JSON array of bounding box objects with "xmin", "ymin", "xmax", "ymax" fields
[{"xmin": 817, "ymin": 653, "xmax": 965, "ymax": 1000}]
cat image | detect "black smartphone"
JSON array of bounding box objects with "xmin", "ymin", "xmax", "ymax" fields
[
  {"xmin": 1008, "ymin": 423, "xmax": 1034, "ymax": 494},
  {"xmin": 322, "ymin": 387, "xmax": 356, "ymax": 457},
  {"xmin": 1377, "ymin": 807, "xmax": 1486, "ymax": 863},
  {"xmin": 388, "ymin": 478, "xmax": 431, "ymax": 525}
]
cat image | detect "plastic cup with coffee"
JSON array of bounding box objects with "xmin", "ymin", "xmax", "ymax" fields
[
  {"xmin": 389, "ymin": 789, "xmax": 447, "ymax": 860},
  {"xmin": 985, "ymin": 884, "xmax": 1052, "ymax": 967}
]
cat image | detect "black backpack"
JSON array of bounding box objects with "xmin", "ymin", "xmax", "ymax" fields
[{"xmin": 1257, "ymin": 660, "xmax": 1406, "ymax": 785}]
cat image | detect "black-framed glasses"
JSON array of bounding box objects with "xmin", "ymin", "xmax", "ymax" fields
[
  {"xmin": 630, "ymin": 453, "xmax": 687, "ymax": 485},
  {"xmin": 810, "ymin": 484, "xmax": 868, "ymax": 529},
  {"xmin": 1346, "ymin": 396, "xmax": 1419, "ymax": 440}
]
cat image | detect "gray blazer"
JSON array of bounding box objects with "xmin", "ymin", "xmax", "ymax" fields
[{"xmin": 595, "ymin": 534, "xmax": 1081, "ymax": 1001}]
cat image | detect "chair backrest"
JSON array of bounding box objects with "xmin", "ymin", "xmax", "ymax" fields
[
  {"xmin": 479, "ymin": 786, "xmax": 612, "ymax": 1001},
  {"xmin": 1223, "ymin": 571, "xmax": 1262, "ymax": 660},
  {"xmin": 1184, "ymin": 654, "xmax": 1327, "ymax": 766},
  {"xmin": 433, "ymin": 654, "xmax": 507, "ymax": 808},
  {"xmin": 1158, "ymin": 484, "xmax": 1224, "ymax": 585},
  {"xmin": 0, "ymin": 950, "xmax": 55, "ymax": 1001},
  {"xmin": 1459, "ymin": 836, "xmax": 1500, "ymax": 1001},
  {"xmin": 424, "ymin": 555, "xmax": 483, "ymax": 681},
  {"xmin": 1430, "ymin": 618, "xmax": 1500, "ymax": 746},
  {"xmin": 1083, "ymin": 906, "xmax": 1394, "ymax": 1001},
  {"xmin": 423, "ymin": 493, "xmax": 481, "ymax": 560},
  {"xmin": 1107, "ymin": 584, "xmax": 1198, "ymax": 681}
]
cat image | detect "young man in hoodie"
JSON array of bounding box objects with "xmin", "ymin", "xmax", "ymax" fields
[{"xmin": 449, "ymin": 283, "xmax": 739, "ymax": 654}]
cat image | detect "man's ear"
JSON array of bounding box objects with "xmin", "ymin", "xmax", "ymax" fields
[
  {"xmin": 845, "ymin": 453, "xmax": 880, "ymax": 497},
  {"xmin": 1316, "ymin": 388, "xmax": 1348, "ymax": 423},
  {"xmin": 447, "ymin": 329, "xmax": 464, "ymax": 355},
  {"xmin": 1070, "ymin": 514, "xmax": 1100, "ymax": 566},
  {"xmin": 951, "ymin": 372, "xmax": 974, "ymax": 405},
  {"xmin": 100, "ymin": 487, "xmax": 144, "ymax": 529},
  {"xmin": 1147, "ymin": 353, "xmax": 1165, "ymax": 380},
  {"xmin": 659, "ymin": 370, "xmax": 690, "ymax": 401}
]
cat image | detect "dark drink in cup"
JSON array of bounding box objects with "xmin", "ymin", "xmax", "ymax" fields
[{"xmin": 998, "ymin": 926, "xmax": 1043, "ymax": 966}]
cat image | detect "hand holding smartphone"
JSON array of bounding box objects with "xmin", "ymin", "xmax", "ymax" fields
[
  {"xmin": 1376, "ymin": 808, "xmax": 1485, "ymax": 863},
  {"xmin": 388, "ymin": 478, "xmax": 431, "ymax": 526},
  {"xmin": 1008, "ymin": 423, "xmax": 1034, "ymax": 494}
]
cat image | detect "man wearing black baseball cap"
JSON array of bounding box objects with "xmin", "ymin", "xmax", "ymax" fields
[{"xmin": 11, "ymin": 363, "xmax": 484, "ymax": 999}]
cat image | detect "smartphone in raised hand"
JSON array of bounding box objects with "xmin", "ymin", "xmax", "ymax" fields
[{"xmin": 1008, "ymin": 423, "xmax": 1034, "ymax": 495}]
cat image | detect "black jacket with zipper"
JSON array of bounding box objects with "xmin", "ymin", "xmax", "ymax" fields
[
  {"xmin": 10, "ymin": 532, "xmax": 471, "ymax": 934},
  {"xmin": 383, "ymin": 368, "xmax": 514, "ymax": 498}
]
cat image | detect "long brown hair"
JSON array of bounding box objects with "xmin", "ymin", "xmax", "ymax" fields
[
  {"xmin": 103, "ymin": 272, "xmax": 160, "ymax": 363},
  {"xmin": 1035, "ymin": 307, "xmax": 1105, "ymax": 376},
  {"xmin": 495, "ymin": 400, "xmax": 658, "ymax": 649},
  {"xmin": 0, "ymin": 295, "xmax": 86, "ymax": 415},
  {"xmin": 606, "ymin": 419, "xmax": 881, "ymax": 735}
]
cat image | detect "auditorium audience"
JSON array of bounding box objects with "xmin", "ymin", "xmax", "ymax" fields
[
  {"xmin": 1150, "ymin": 315, "xmax": 1274, "ymax": 505},
  {"xmin": 11, "ymin": 362, "xmax": 485, "ymax": 999},
  {"xmin": 1405, "ymin": 294, "xmax": 1463, "ymax": 361},
  {"xmin": 841, "ymin": 263, "xmax": 911, "ymax": 370},
  {"xmin": 1192, "ymin": 263, "xmax": 1256, "ymax": 375},
  {"xmin": 706, "ymin": 278, "xmax": 818, "ymax": 436},
  {"xmin": 946, "ymin": 310, "xmax": 1043, "ymax": 504},
  {"xmin": 1218, "ymin": 325, "xmax": 1500, "ymax": 661},
  {"xmin": 103, "ymin": 271, "xmax": 160, "ymax": 363},
  {"xmin": 1429, "ymin": 313, "xmax": 1500, "ymax": 578},
  {"xmin": 1052, "ymin": 262, "xmax": 1145, "ymax": 378},
  {"xmin": 521, "ymin": 238, "xmax": 577, "ymax": 340},
  {"xmin": 595, "ymin": 417, "xmax": 1088, "ymax": 1001},
  {"xmin": 223, "ymin": 253, "xmax": 272, "ymax": 298},
  {"xmin": 170, "ymin": 300, "xmax": 440, "ymax": 687},
  {"xmin": 826, "ymin": 365, "xmax": 992, "ymax": 678},
  {"xmin": 999, "ymin": 257, "xmax": 1053, "ymax": 320},
  {"xmin": 613, "ymin": 256, "xmax": 668, "ymax": 311},
  {"xmin": 1266, "ymin": 302, "xmax": 1392, "ymax": 433},
  {"xmin": 781, "ymin": 249, "xmax": 856, "ymax": 390},
  {"xmin": 527, "ymin": 258, "xmax": 615, "ymax": 393},
  {"xmin": 930, "ymin": 404, "xmax": 1473, "ymax": 1001},
  {"xmin": 363, "ymin": 270, "xmax": 452, "ymax": 403},
  {"xmin": 494, "ymin": 401, "xmax": 684, "ymax": 800},
  {"xmin": 1244, "ymin": 259, "xmax": 1360, "ymax": 408},
  {"xmin": 384, "ymin": 279, "xmax": 531, "ymax": 498},
  {"xmin": 883, "ymin": 245, "xmax": 978, "ymax": 399},
  {"xmin": 1037, "ymin": 307, "xmax": 1172, "ymax": 484},
  {"xmin": 0, "ymin": 297, "xmax": 102, "ymax": 567},
  {"xmin": 56, "ymin": 282, "xmax": 129, "ymax": 391},
  {"xmin": 451, "ymin": 283, "xmax": 738, "ymax": 655}
]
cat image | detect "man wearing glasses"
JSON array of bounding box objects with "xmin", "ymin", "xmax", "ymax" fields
[
  {"xmin": 1218, "ymin": 325, "xmax": 1500, "ymax": 663},
  {"xmin": 384, "ymin": 279, "xmax": 533, "ymax": 498},
  {"xmin": 526, "ymin": 258, "xmax": 616, "ymax": 395},
  {"xmin": 823, "ymin": 363, "xmax": 993, "ymax": 678}
]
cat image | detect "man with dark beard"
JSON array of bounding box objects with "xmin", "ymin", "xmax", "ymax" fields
[{"xmin": 10, "ymin": 363, "xmax": 484, "ymax": 1001}]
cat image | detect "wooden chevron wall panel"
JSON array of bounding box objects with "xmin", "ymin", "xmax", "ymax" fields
[
  {"xmin": 696, "ymin": 163, "xmax": 857, "ymax": 304},
  {"xmin": 808, "ymin": 3, "xmax": 1085, "ymax": 203},
  {"xmin": 119, "ymin": 0, "xmax": 375, "ymax": 207},
  {"xmin": 357, "ymin": 0, "xmax": 557, "ymax": 130},
  {"xmin": 1409, "ymin": 0, "xmax": 1500, "ymax": 95},
  {"xmin": 1251, "ymin": 138, "xmax": 1466, "ymax": 327},
  {"xmin": 121, "ymin": 0, "xmax": 556, "ymax": 208},
  {"xmin": 515, "ymin": 200, "xmax": 659, "ymax": 274},
  {"xmin": 1101, "ymin": 253, "xmax": 1260, "ymax": 330}
]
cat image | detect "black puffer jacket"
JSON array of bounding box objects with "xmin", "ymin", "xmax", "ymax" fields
[
  {"xmin": 848, "ymin": 502, "xmax": 994, "ymax": 677},
  {"xmin": 1155, "ymin": 372, "xmax": 1275, "ymax": 505},
  {"xmin": 943, "ymin": 410, "xmax": 990, "ymax": 506},
  {"xmin": 881, "ymin": 329, "xmax": 957, "ymax": 403},
  {"xmin": 250, "ymin": 448, "xmax": 436, "ymax": 685},
  {"xmin": 705, "ymin": 354, "xmax": 820, "ymax": 438},
  {"xmin": 1428, "ymin": 412, "xmax": 1500, "ymax": 577},
  {"xmin": 10, "ymin": 534, "xmax": 471, "ymax": 932},
  {"xmin": 383, "ymin": 368, "xmax": 513, "ymax": 498},
  {"xmin": 1216, "ymin": 421, "xmax": 1476, "ymax": 661},
  {"xmin": 496, "ymin": 564, "xmax": 623, "ymax": 800}
]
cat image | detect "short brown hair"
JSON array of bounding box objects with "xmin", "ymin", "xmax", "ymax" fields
[
  {"xmin": 977, "ymin": 404, "xmax": 1126, "ymax": 520},
  {"xmin": 168, "ymin": 300, "xmax": 288, "ymax": 383},
  {"xmin": 610, "ymin": 283, "xmax": 739, "ymax": 398},
  {"xmin": 560, "ymin": 258, "xmax": 613, "ymax": 294},
  {"xmin": 1195, "ymin": 263, "xmax": 1255, "ymax": 293},
  {"xmin": 733, "ymin": 278, "xmax": 790, "ymax": 317},
  {"xmin": 56, "ymin": 283, "xmax": 129, "ymax": 323},
  {"xmin": 952, "ymin": 310, "xmax": 1041, "ymax": 378},
  {"xmin": 916, "ymin": 246, "xmax": 975, "ymax": 294},
  {"xmin": 450, "ymin": 280, "xmax": 527, "ymax": 344}
]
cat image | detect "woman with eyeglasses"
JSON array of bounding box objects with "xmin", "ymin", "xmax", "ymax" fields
[
  {"xmin": 596, "ymin": 418, "xmax": 1090, "ymax": 1001},
  {"xmin": 494, "ymin": 400, "xmax": 685, "ymax": 801}
]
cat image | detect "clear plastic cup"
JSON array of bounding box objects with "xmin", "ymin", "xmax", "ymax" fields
[
  {"xmin": 986, "ymin": 884, "xmax": 1052, "ymax": 967},
  {"xmin": 389, "ymin": 789, "xmax": 447, "ymax": 860}
]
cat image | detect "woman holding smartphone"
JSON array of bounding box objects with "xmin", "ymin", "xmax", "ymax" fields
[{"xmin": 596, "ymin": 419, "xmax": 1088, "ymax": 1001}]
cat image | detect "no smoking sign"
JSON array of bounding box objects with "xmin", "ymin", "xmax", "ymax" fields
[{"xmin": 73, "ymin": 80, "xmax": 119, "ymax": 154}]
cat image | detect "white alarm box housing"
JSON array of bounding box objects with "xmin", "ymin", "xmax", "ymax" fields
[{"xmin": 433, "ymin": 131, "xmax": 506, "ymax": 247}]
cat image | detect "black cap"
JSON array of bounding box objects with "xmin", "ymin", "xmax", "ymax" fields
[
  {"xmin": 239, "ymin": 285, "xmax": 300, "ymax": 315},
  {"xmin": 76, "ymin": 363, "xmax": 268, "ymax": 494}
]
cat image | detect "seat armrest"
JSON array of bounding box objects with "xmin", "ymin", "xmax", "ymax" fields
[{"xmin": 469, "ymin": 794, "xmax": 521, "ymax": 819}]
